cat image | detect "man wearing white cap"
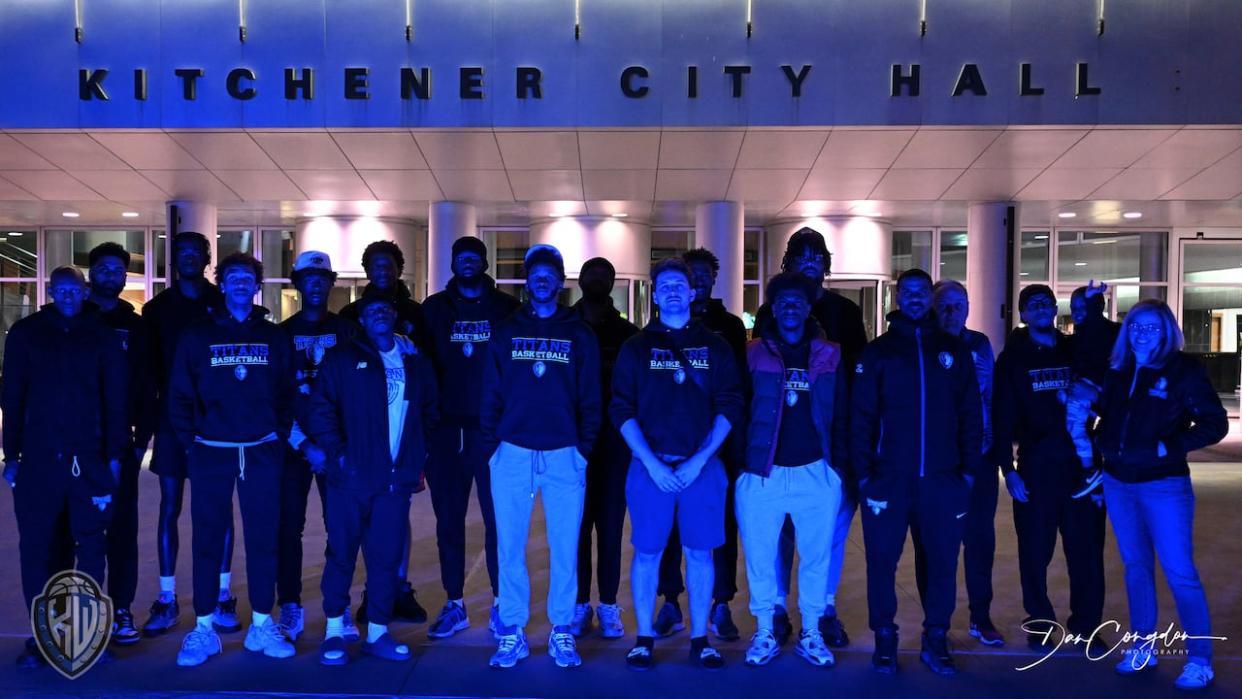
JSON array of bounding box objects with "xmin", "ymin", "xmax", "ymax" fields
[{"xmin": 274, "ymin": 251, "xmax": 359, "ymax": 643}]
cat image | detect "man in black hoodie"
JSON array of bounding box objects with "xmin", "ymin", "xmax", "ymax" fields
[
  {"xmin": 570, "ymin": 257, "xmax": 639, "ymax": 639},
  {"xmin": 170, "ymin": 253, "xmax": 297, "ymax": 667},
  {"xmin": 993, "ymin": 284, "xmax": 1106, "ymax": 652},
  {"xmin": 421, "ymin": 236, "xmax": 519, "ymax": 639},
  {"xmin": 85, "ymin": 242, "xmax": 155, "ymax": 647},
  {"xmin": 481, "ymin": 244, "xmax": 601, "ymax": 670},
  {"xmin": 3, "ymin": 266, "xmax": 128, "ymax": 669},
  {"xmin": 140, "ymin": 231, "xmax": 236, "ymax": 638},
  {"xmin": 305, "ymin": 293, "xmax": 438, "ymax": 666},
  {"xmin": 852, "ymin": 268, "xmax": 983, "ymax": 676},
  {"xmin": 613, "ymin": 258, "xmax": 744, "ymax": 672}
]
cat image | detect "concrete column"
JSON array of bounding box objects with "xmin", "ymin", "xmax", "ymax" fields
[
  {"xmin": 166, "ymin": 200, "xmax": 217, "ymax": 278},
  {"xmin": 694, "ymin": 202, "xmax": 745, "ymax": 316},
  {"xmin": 427, "ymin": 202, "xmax": 478, "ymax": 295},
  {"xmin": 293, "ymin": 216, "xmax": 422, "ymax": 279},
  {"xmin": 528, "ymin": 216, "xmax": 653, "ymax": 279},
  {"xmin": 765, "ymin": 216, "xmax": 893, "ymax": 281},
  {"xmin": 966, "ymin": 202, "xmax": 1017, "ymax": 351},
  {"xmin": 1140, "ymin": 231, "xmax": 1168, "ymax": 285}
]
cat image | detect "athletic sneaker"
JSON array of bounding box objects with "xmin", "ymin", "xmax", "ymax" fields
[
  {"xmin": 772, "ymin": 605, "xmax": 793, "ymax": 646},
  {"xmin": 819, "ymin": 611, "xmax": 850, "ymax": 648},
  {"xmin": 393, "ymin": 582, "xmax": 428, "ymax": 623},
  {"xmin": 142, "ymin": 596, "xmax": 179, "ymax": 637},
  {"xmin": 569, "ymin": 603, "xmax": 594, "ymax": 638},
  {"xmin": 1071, "ymin": 468, "xmax": 1104, "ymax": 500},
  {"xmin": 212, "ymin": 596, "xmax": 242, "ymax": 633},
  {"xmin": 625, "ymin": 643, "xmax": 653, "ymax": 671},
  {"xmin": 489, "ymin": 631, "xmax": 530, "ymax": 669},
  {"xmin": 278, "ymin": 603, "xmax": 305, "ymax": 642},
  {"xmin": 1174, "ymin": 661, "xmax": 1214, "ymax": 691},
  {"xmin": 709, "ymin": 603, "xmax": 740, "ymax": 641},
  {"xmin": 547, "ymin": 628, "xmax": 582, "ymax": 668},
  {"xmin": 597, "ymin": 603, "xmax": 625, "ymax": 639},
  {"xmin": 1115, "ymin": 647, "xmax": 1158, "ymax": 675},
  {"xmin": 919, "ymin": 629, "xmax": 957, "ymax": 676},
  {"xmin": 429, "ymin": 601, "xmax": 470, "ymax": 639},
  {"xmin": 969, "ymin": 620, "xmax": 1005, "ymax": 647},
  {"xmin": 341, "ymin": 607, "xmax": 360, "ymax": 643},
  {"xmin": 745, "ymin": 629, "xmax": 780, "ymax": 666},
  {"xmin": 653, "ymin": 600, "xmax": 685, "ymax": 637},
  {"xmin": 872, "ymin": 629, "xmax": 899, "ymax": 674},
  {"xmin": 176, "ymin": 626, "xmax": 222, "ymax": 667},
  {"xmin": 796, "ymin": 629, "xmax": 835, "ymax": 667},
  {"xmin": 244, "ymin": 618, "xmax": 296, "ymax": 659},
  {"xmin": 488, "ymin": 605, "xmax": 502, "ymax": 639},
  {"xmin": 112, "ymin": 609, "xmax": 140, "ymax": 646}
]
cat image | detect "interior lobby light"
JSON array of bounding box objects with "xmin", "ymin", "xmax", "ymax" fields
[
  {"xmin": 1058, "ymin": 212, "xmax": 1077, "ymax": 219},
  {"xmin": 122, "ymin": 211, "xmax": 140, "ymax": 218},
  {"xmin": 61, "ymin": 212, "xmax": 80, "ymax": 218},
  {"xmin": 1122, "ymin": 211, "xmax": 1143, "ymax": 219}
]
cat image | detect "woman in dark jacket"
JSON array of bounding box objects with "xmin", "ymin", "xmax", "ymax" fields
[{"xmin": 1089, "ymin": 298, "xmax": 1226, "ymax": 691}]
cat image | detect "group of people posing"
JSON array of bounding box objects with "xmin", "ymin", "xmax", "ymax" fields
[{"xmin": 1, "ymin": 227, "xmax": 1226, "ymax": 691}]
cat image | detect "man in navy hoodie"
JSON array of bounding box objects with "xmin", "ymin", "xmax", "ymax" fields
[
  {"xmin": 305, "ymin": 293, "xmax": 438, "ymax": 666},
  {"xmin": 421, "ymin": 236, "xmax": 519, "ymax": 639},
  {"xmin": 170, "ymin": 253, "xmax": 297, "ymax": 667},
  {"xmin": 481, "ymin": 244, "xmax": 601, "ymax": 670}
]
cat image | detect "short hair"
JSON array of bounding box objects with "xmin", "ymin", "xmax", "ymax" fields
[
  {"xmin": 1072, "ymin": 285, "xmax": 1107, "ymax": 316},
  {"xmin": 88, "ymin": 242, "xmax": 131, "ymax": 270},
  {"xmin": 932, "ymin": 279, "xmax": 967, "ymax": 303},
  {"xmin": 1111, "ymin": 299, "xmax": 1184, "ymax": 370},
  {"xmin": 765, "ymin": 271, "xmax": 818, "ymax": 305},
  {"xmin": 651, "ymin": 258, "xmax": 691, "ymax": 287},
  {"xmin": 361, "ymin": 240, "xmax": 405, "ymax": 273},
  {"xmin": 897, "ymin": 268, "xmax": 933, "ymax": 289},
  {"xmin": 171, "ymin": 231, "xmax": 210, "ymax": 263},
  {"xmin": 49, "ymin": 266, "xmax": 85, "ymax": 285},
  {"xmin": 682, "ymin": 248, "xmax": 721, "ymax": 275},
  {"xmin": 214, "ymin": 252, "xmax": 264, "ymax": 286},
  {"xmin": 780, "ymin": 227, "xmax": 832, "ymax": 273}
]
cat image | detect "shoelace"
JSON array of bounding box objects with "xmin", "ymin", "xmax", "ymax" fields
[
  {"xmin": 552, "ymin": 633, "xmax": 576, "ymax": 654},
  {"xmin": 498, "ymin": 635, "xmax": 522, "ymax": 653},
  {"xmin": 184, "ymin": 629, "xmax": 214, "ymax": 650}
]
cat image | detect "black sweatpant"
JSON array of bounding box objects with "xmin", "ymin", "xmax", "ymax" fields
[
  {"xmin": 861, "ymin": 472, "xmax": 969, "ymax": 632},
  {"xmin": 106, "ymin": 453, "xmax": 141, "ymax": 610},
  {"xmin": 425, "ymin": 423, "xmax": 498, "ymax": 600},
  {"xmin": 657, "ymin": 463, "xmax": 739, "ymax": 604},
  {"xmin": 1012, "ymin": 471, "xmax": 1106, "ymax": 635},
  {"xmin": 276, "ymin": 451, "xmax": 329, "ymax": 606},
  {"xmin": 322, "ymin": 487, "xmax": 411, "ymax": 626},
  {"xmin": 577, "ymin": 433, "xmax": 630, "ymax": 605},
  {"xmin": 14, "ymin": 458, "xmax": 114, "ymax": 611},
  {"xmin": 188, "ymin": 440, "xmax": 283, "ymax": 618},
  {"xmin": 913, "ymin": 468, "xmax": 998, "ymax": 625}
]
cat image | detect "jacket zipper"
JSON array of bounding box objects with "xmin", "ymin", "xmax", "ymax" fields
[
  {"xmin": 916, "ymin": 327, "xmax": 926, "ymax": 477},
  {"xmin": 1118, "ymin": 365, "xmax": 1139, "ymax": 460}
]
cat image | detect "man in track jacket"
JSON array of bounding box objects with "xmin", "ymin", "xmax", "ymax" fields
[
  {"xmin": 421, "ymin": 235, "xmax": 519, "ymax": 639},
  {"xmin": 305, "ymin": 293, "xmax": 438, "ymax": 666},
  {"xmin": 480, "ymin": 244, "xmax": 601, "ymax": 670},
  {"xmin": 851, "ymin": 268, "xmax": 983, "ymax": 676}
]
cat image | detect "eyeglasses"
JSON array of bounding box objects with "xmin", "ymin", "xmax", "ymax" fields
[{"xmin": 1128, "ymin": 322, "xmax": 1163, "ymax": 336}]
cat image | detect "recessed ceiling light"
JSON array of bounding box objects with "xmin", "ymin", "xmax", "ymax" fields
[
  {"xmin": 1034, "ymin": 234, "xmax": 1049, "ymax": 240},
  {"xmin": 611, "ymin": 212, "xmax": 628, "ymax": 218},
  {"xmin": 1020, "ymin": 272, "xmax": 1030, "ymax": 276},
  {"xmin": 8, "ymin": 231, "xmax": 23, "ymax": 237},
  {"xmin": 1075, "ymin": 262, "xmax": 1088, "ymax": 266},
  {"xmin": 61, "ymin": 212, "xmax": 79, "ymax": 218},
  {"xmin": 1122, "ymin": 211, "xmax": 1143, "ymax": 219},
  {"xmin": 122, "ymin": 211, "xmax": 140, "ymax": 218},
  {"xmin": 1058, "ymin": 212, "xmax": 1077, "ymax": 219}
]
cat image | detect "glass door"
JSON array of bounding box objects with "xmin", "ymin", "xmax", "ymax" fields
[
  {"xmin": 1179, "ymin": 238, "xmax": 1242, "ymax": 413},
  {"xmin": 827, "ymin": 278, "xmax": 881, "ymax": 341}
]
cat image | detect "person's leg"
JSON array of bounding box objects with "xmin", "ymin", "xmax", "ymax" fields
[
  {"xmin": 630, "ymin": 550, "xmax": 662, "ymax": 637},
  {"xmin": 1103, "ymin": 475, "xmax": 1158, "ymax": 639},
  {"xmin": 14, "ymin": 465, "xmax": 68, "ymax": 611},
  {"xmin": 860, "ymin": 484, "xmax": 911, "ymax": 633},
  {"xmin": 362, "ymin": 490, "xmax": 412, "ymax": 629},
  {"xmin": 626, "ymin": 456, "xmax": 676, "ymax": 637},
  {"xmin": 596, "ymin": 445, "xmax": 630, "ymax": 607},
  {"xmin": 910, "ymin": 515, "xmax": 929, "ymax": 605},
  {"xmin": 467, "ymin": 427, "xmax": 500, "ymax": 599},
  {"xmin": 963, "ymin": 469, "xmax": 998, "ymax": 626},
  {"xmin": 1061, "ymin": 493, "xmax": 1107, "ymax": 635},
  {"xmin": 657, "ymin": 527, "xmax": 684, "ymax": 602},
  {"xmin": 540, "ymin": 446, "xmax": 588, "ymax": 628},
  {"xmin": 576, "ymin": 448, "xmax": 603, "ymax": 605},
  {"xmin": 107, "ymin": 453, "xmax": 141, "ymax": 611},
  {"xmin": 68, "ymin": 471, "xmax": 115, "ymax": 595},
  {"xmin": 676, "ymin": 457, "xmax": 727, "ymax": 640},
  {"xmin": 321, "ymin": 488, "xmax": 364, "ymax": 623},
  {"xmin": 824, "ymin": 494, "xmax": 856, "ymax": 607},
  {"xmin": 913, "ymin": 475, "xmax": 967, "ymax": 632},
  {"xmin": 235, "ymin": 444, "xmax": 284, "ymax": 617},
  {"xmin": 684, "ymin": 548, "xmax": 715, "ymax": 638},
  {"xmin": 276, "ymin": 454, "xmax": 314, "ymax": 606},
  {"xmin": 735, "ymin": 471, "xmax": 789, "ymax": 632},
  {"xmin": 489, "ymin": 442, "xmax": 537, "ymax": 631},
  {"xmin": 1012, "ymin": 484, "xmax": 1061, "ymax": 625},
  {"xmin": 789, "ymin": 463, "xmax": 841, "ymax": 631},
  {"xmin": 156, "ymin": 475, "xmax": 186, "ymax": 579},
  {"xmin": 188, "ymin": 462, "xmax": 234, "ymax": 620},
  {"xmin": 712, "ymin": 465, "xmax": 739, "ymax": 606},
  {"xmin": 426, "ymin": 425, "xmax": 472, "ymax": 601},
  {"xmin": 1142, "ymin": 477, "xmax": 1213, "ymax": 664}
]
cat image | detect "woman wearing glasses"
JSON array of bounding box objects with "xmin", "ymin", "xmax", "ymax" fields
[{"xmin": 1085, "ymin": 297, "xmax": 1227, "ymax": 691}]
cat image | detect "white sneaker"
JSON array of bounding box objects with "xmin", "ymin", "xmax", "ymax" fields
[
  {"xmin": 278, "ymin": 603, "xmax": 304, "ymax": 642},
  {"xmin": 597, "ymin": 603, "xmax": 625, "ymax": 639},
  {"xmin": 1174, "ymin": 661, "xmax": 1214, "ymax": 691},
  {"xmin": 176, "ymin": 626, "xmax": 222, "ymax": 667},
  {"xmin": 796, "ymin": 629, "xmax": 835, "ymax": 667},
  {"xmin": 569, "ymin": 603, "xmax": 594, "ymax": 638},
  {"xmin": 547, "ymin": 630, "xmax": 582, "ymax": 668},
  {"xmin": 489, "ymin": 632, "xmax": 529, "ymax": 669},
  {"xmin": 745, "ymin": 629, "xmax": 780, "ymax": 666},
  {"xmin": 244, "ymin": 618, "xmax": 296, "ymax": 659},
  {"xmin": 1115, "ymin": 646, "xmax": 1158, "ymax": 675}
]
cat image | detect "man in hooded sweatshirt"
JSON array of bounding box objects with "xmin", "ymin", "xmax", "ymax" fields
[
  {"xmin": 421, "ymin": 236, "xmax": 519, "ymax": 639},
  {"xmin": 481, "ymin": 244, "xmax": 601, "ymax": 669}
]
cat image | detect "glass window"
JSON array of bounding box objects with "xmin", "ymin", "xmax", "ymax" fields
[
  {"xmin": 651, "ymin": 229, "xmax": 691, "ymax": 263},
  {"xmin": 1057, "ymin": 231, "xmax": 1167, "ymax": 284},
  {"xmin": 490, "ymin": 230, "xmax": 529, "ymax": 281},
  {"xmin": 217, "ymin": 230, "xmax": 255, "ymax": 263},
  {"xmin": 939, "ymin": 230, "xmax": 967, "ymax": 282},
  {"xmin": 154, "ymin": 230, "xmax": 167, "ymax": 279},
  {"xmin": 0, "ymin": 281, "xmax": 38, "ymax": 370},
  {"xmin": 261, "ymin": 229, "xmax": 295, "ymax": 280},
  {"xmin": 1181, "ymin": 286, "xmax": 1242, "ymax": 354},
  {"xmin": 1183, "ymin": 240, "xmax": 1242, "ymax": 283},
  {"xmin": 0, "ymin": 230, "xmax": 37, "ymax": 278},
  {"xmin": 743, "ymin": 229, "xmax": 760, "ymax": 281},
  {"xmin": 742, "ymin": 284, "xmax": 759, "ymax": 331},
  {"xmin": 1020, "ymin": 231, "xmax": 1050, "ymax": 281},
  {"xmin": 261, "ymin": 283, "xmax": 300, "ymax": 323},
  {"xmin": 44, "ymin": 229, "xmax": 145, "ymax": 277},
  {"xmin": 892, "ymin": 230, "xmax": 933, "ymax": 278}
]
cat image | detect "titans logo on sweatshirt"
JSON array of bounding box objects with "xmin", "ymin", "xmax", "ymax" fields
[
  {"xmin": 209, "ymin": 343, "xmax": 270, "ymax": 367},
  {"xmin": 1028, "ymin": 366, "xmax": 1071, "ymax": 392},
  {"xmin": 784, "ymin": 367, "xmax": 810, "ymax": 406},
  {"xmin": 452, "ymin": 320, "xmax": 491, "ymax": 357},
  {"xmin": 510, "ymin": 337, "xmax": 572, "ymax": 364},
  {"xmin": 648, "ymin": 347, "xmax": 710, "ymax": 371},
  {"xmin": 294, "ymin": 333, "xmax": 337, "ymax": 368}
]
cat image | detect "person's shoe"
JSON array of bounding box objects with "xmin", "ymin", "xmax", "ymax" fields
[
  {"xmin": 819, "ymin": 611, "xmax": 850, "ymax": 648},
  {"xmin": 1081, "ymin": 630, "xmax": 1111, "ymax": 659},
  {"xmin": 212, "ymin": 596, "xmax": 242, "ymax": 633},
  {"xmin": 278, "ymin": 603, "xmax": 305, "ymax": 642},
  {"xmin": 489, "ymin": 630, "xmax": 529, "ymax": 669},
  {"xmin": 920, "ymin": 629, "xmax": 958, "ymax": 676},
  {"xmin": 244, "ymin": 618, "xmax": 295, "ymax": 659},
  {"xmin": 796, "ymin": 629, "xmax": 836, "ymax": 667},
  {"xmin": 597, "ymin": 603, "xmax": 625, "ymax": 639},
  {"xmin": 488, "ymin": 605, "xmax": 502, "ymax": 640},
  {"xmin": 429, "ymin": 601, "xmax": 470, "ymax": 639},
  {"xmin": 772, "ymin": 605, "xmax": 793, "ymax": 646},
  {"xmin": 569, "ymin": 603, "xmax": 594, "ymax": 638},
  {"xmin": 653, "ymin": 600, "xmax": 685, "ymax": 638},
  {"xmin": 692, "ymin": 642, "xmax": 725, "ymax": 671},
  {"xmin": 363, "ymin": 632, "xmax": 412, "ymax": 662},
  {"xmin": 142, "ymin": 596, "xmax": 179, "ymax": 637},
  {"xmin": 176, "ymin": 626, "xmax": 222, "ymax": 667},
  {"xmin": 626, "ymin": 643, "xmax": 654, "ymax": 671},
  {"xmin": 1071, "ymin": 468, "xmax": 1104, "ymax": 500},
  {"xmin": 969, "ymin": 620, "xmax": 1005, "ymax": 647},
  {"xmin": 547, "ymin": 628, "xmax": 582, "ymax": 668},
  {"xmin": 17, "ymin": 638, "xmax": 47, "ymax": 670},
  {"xmin": 872, "ymin": 629, "xmax": 899, "ymax": 674},
  {"xmin": 709, "ymin": 603, "xmax": 740, "ymax": 641},
  {"xmin": 319, "ymin": 636, "xmax": 348, "ymax": 666},
  {"xmin": 341, "ymin": 606, "xmax": 360, "ymax": 643},
  {"xmin": 112, "ymin": 608, "xmax": 140, "ymax": 646},
  {"xmin": 393, "ymin": 582, "xmax": 428, "ymax": 623},
  {"xmin": 1174, "ymin": 661, "xmax": 1214, "ymax": 691},
  {"xmin": 744, "ymin": 629, "xmax": 780, "ymax": 666},
  {"xmin": 1115, "ymin": 647, "xmax": 1158, "ymax": 675},
  {"xmin": 1025, "ymin": 620, "xmax": 1057, "ymax": 652}
]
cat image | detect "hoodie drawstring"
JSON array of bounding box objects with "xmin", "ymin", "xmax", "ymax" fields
[
  {"xmin": 71, "ymin": 456, "xmax": 80, "ymax": 478},
  {"xmin": 530, "ymin": 450, "xmax": 551, "ymax": 498},
  {"xmin": 195, "ymin": 433, "xmax": 278, "ymax": 481},
  {"xmin": 459, "ymin": 428, "xmax": 465, "ymax": 455}
]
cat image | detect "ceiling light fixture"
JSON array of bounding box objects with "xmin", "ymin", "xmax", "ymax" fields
[
  {"xmin": 122, "ymin": 211, "xmax": 140, "ymax": 218},
  {"xmin": 1122, "ymin": 211, "xmax": 1143, "ymax": 219},
  {"xmin": 62, "ymin": 212, "xmax": 80, "ymax": 218},
  {"xmin": 8, "ymin": 231, "xmax": 23, "ymax": 237},
  {"xmin": 1058, "ymin": 212, "xmax": 1077, "ymax": 219},
  {"xmin": 1075, "ymin": 262, "xmax": 1088, "ymax": 266},
  {"xmin": 611, "ymin": 212, "xmax": 629, "ymax": 218}
]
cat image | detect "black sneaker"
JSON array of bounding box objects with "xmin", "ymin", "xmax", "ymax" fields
[
  {"xmin": 142, "ymin": 596, "xmax": 179, "ymax": 637},
  {"xmin": 17, "ymin": 638, "xmax": 46, "ymax": 670},
  {"xmin": 653, "ymin": 600, "xmax": 685, "ymax": 638},
  {"xmin": 819, "ymin": 613, "xmax": 850, "ymax": 648},
  {"xmin": 1071, "ymin": 469, "xmax": 1104, "ymax": 500},
  {"xmin": 212, "ymin": 596, "xmax": 242, "ymax": 633},
  {"xmin": 708, "ymin": 603, "xmax": 740, "ymax": 641},
  {"xmin": 393, "ymin": 582, "xmax": 428, "ymax": 623},
  {"xmin": 112, "ymin": 609, "xmax": 140, "ymax": 646},
  {"xmin": 1025, "ymin": 619, "xmax": 1056, "ymax": 652},
  {"xmin": 692, "ymin": 643, "xmax": 725, "ymax": 671},
  {"xmin": 920, "ymin": 629, "xmax": 958, "ymax": 676},
  {"xmin": 872, "ymin": 629, "xmax": 899, "ymax": 674},
  {"xmin": 626, "ymin": 644, "xmax": 654, "ymax": 671},
  {"xmin": 773, "ymin": 605, "xmax": 793, "ymax": 646}
]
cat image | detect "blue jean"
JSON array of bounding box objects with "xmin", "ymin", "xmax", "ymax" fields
[{"xmin": 1103, "ymin": 474, "xmax": 1213, "ymax": 664}]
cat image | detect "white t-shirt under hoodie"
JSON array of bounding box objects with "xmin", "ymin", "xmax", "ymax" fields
[{"xmin": 380, "ymin": 344, "xmax": 409, "ymax": 462}]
